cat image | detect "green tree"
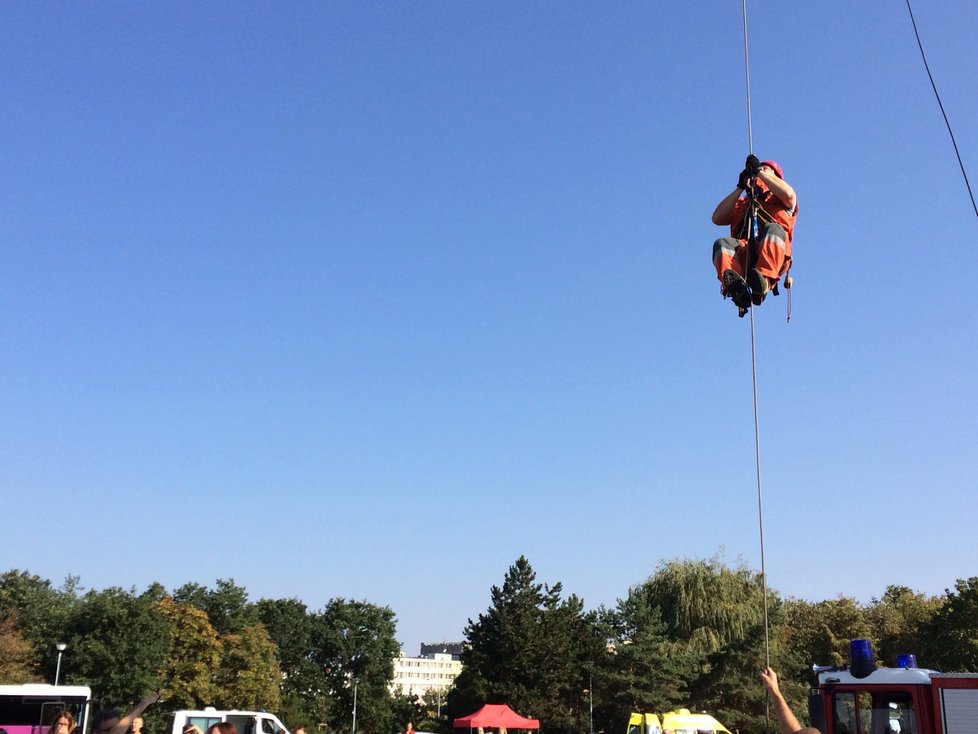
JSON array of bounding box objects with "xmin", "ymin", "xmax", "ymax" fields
[
  {"xmin": 643, "ymin": 556, "xmax": 763, "ymax": 659},
  {"xmin": 0, "ymin": 570, "xmax": 80, "ymax": 679},
  {"xmin": 389, "ymin": 691, "xmax": 424, "ymax": 733},
  {"xmin": 256, "ymin": 597, "xmax": 325, "ymax": 728},
  {"xmin": 64, "ymin": 586, "xmax": 169, "ymax": 704},
  {"xmin": 417, "ymin": 687, "xmax": 451, "ymax": 733},
  {"xmin": 866, "ymin": 586, "xmax": 941, "ymax": 666},
  {"xmin": 312, "ymin": 598, "xmax": 400, "ymax": 734},
  {"xmin": 920, "ymin": 578, "xmax": 978, "ymax": 671},
  {"xmin": 542, "ymin": 593, "xmax": 604, "ymax": 734},
  {"xmin": 781, "ymin": 596, "xmax": 871, "ymax": 669},
  {"xmin": 448, "ymin": 556, "xmax": 603, "ymax": 734},
  {"xmin": 626, "ymin": 556, "xmax": 800, "ymax": 733},
  {"xmin": 694, "ymin": 598, "xmax": 800, "ymax": 734},
  {"xmin": 158, "ymin": 596, "xmax": 221, "ymax": 708},
  {"xmin": 173, "ymin": 579, "xmax": 259, "ymax": 636},
  {"xmin": 216, "ymin": 624, "xmax": 282, "ymax": 711},
  {"xmin": 0, "ymin": 612, "xmax": 37, "ymax": 683},
  {"xmin": 594, "ymin": 588, "xmax": 690, "ymax": 734}
]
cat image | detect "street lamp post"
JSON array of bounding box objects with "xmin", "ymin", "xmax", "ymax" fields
[
  {"xmin": 54, "ymin": 642, "xmax": 67, "ymax": 686},
  {"xmin": 588, "ymin": 673, "xmax": 593, "ymax": 734},
  {"xmin": 351, "ymin": 678, "xmax": 359, "ymax": 734}
]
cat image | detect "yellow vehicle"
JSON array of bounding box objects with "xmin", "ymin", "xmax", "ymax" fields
[
  {"xmin": 628, "ymin": 710, "xmax": 730, "ymax": 734},
  {"xmin": 662, "ymin": 710, "xmax": 730, "ymax": 734},
  {"xmin": 628, "ymin": 714, "xmax": 662, "ymax": 734}
]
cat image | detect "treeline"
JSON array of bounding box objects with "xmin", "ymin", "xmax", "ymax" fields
[
  {"xmin": 447, "ymin": 557, "xmax": 978, "ymax": 734},
  {"xmin": 3, "ymin": 559, "xmax": 978, "ymax": 734},
  {"xmin": 0, "ymin": 574, "xmax": 403, "ymax": 734}
]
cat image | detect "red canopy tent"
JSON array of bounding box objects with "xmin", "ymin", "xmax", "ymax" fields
[{"xmin": 453, "ymin": 704, "xmax": 540, "ymax": 731}]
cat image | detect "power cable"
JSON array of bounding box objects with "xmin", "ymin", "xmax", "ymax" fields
[{"xmin": 905, "ymin": 0, "xmax": 978, "ymax": 220}]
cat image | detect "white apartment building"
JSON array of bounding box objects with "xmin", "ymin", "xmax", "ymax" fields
[{"xmin": 391, "ymin": 651, "xmax": 463, "ymax": 698}]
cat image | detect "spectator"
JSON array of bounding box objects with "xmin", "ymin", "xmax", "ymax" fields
[
  {"xmin": 91, "ymin": 711, "xmax": 120, "ymax": 734},
  {"xmin": 91, "ymin": 694, "xmax": 161, "ymax": 734},
  {"xmin": 51, "ymin": 713, "xmax": 76, "ymax": 734}
]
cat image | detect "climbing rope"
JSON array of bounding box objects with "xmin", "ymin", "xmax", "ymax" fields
[
  {"xmin": 741, "ymin": 0, "xmax": 772, "ymax": 680},
  {"xmin": 905, "ymin": 0, "xmax": 978, "ymax": 221},
  {"xmin": 733, "ymin": 4, "xmax": 970, "ymax": 723},
  {"xmin": 741, "ymin": 0, "xmax": 753, "ymax": 155},
  {"xmin": 748, "ymin": 307, "xmax": 770, "ymax": 667}
]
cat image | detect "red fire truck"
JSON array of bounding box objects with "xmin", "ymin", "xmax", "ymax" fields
[{"xmin": 809, "ymin": 642, "xmax": 978, "ymax": 734}]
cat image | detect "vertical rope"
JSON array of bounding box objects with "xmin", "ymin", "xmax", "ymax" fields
[
  {"xmin": 742, "ymin": 0, "xmax": 753, "ymax": 154},
  {"xmin": 742, "ymin": 0, "xmax": 769, "ymax": 664},
  {"xmin": 748, "ymin": 305, "xmax": 772, "ymax": 734},
  {"xmin": 749, "ymin": 308, "xmax": 771, "ymax": 669},
  {"xmin": 742, "ymin": 2, "xmax": 773, "ymax": 727}
]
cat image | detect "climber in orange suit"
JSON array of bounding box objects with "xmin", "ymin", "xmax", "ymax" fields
[{"xmin": 712, "ymin": 154, "xmax": 798, "ymax": 312}]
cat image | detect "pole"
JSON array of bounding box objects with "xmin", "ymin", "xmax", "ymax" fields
[
  {"xmin": 588, "ymin": 674, "xmax": 593, "ymax": 734},
  {"xmin": 54, "ymin": 642, "xmax": 67, "ymax": 686},
  {"xmin": 352, "ymin": 679, "xmax": 359, "ymax": 734}
]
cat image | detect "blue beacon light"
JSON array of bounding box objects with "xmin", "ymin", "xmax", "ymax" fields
[{"xmin": 850, "ymin": 639, "xmax": 877, "ymax": 678}]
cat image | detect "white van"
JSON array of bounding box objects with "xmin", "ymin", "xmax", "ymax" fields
[{"xmin": 168, "ymin": 709, "xmax": 290, "ymax": 734}]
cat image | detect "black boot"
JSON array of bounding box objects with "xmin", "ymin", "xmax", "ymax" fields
[
  {"xmin": 747, "ymin": 268, "xmax": 769, "ymax": 306},
  {"xmin": 723, "ymin": 270, "xmax": 751, "ymax": 310}
]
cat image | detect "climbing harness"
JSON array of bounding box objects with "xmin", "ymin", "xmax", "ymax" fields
[
  {"xmin": 736, "ymin": 182, "xmax": 793, "ymax": 321},
  {"xmin": 731, "ymin": 178, "xmax": 762, "ymax": 319}
]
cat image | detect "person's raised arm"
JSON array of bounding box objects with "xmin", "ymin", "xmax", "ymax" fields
[
  {"xmin": 760, "ymin": 668, "xmax": 805, "ymax": 734},
  {"xmin": 757, "ymin": 169, "xmax": 797, "ymax": 210},
  {"xmin": 110, "ymin": 694, "xmax": 161, "ymax": 734},
  {"xmin": 713, "ymin": 188, "xmax": 743, "ymax": 225},
  {"xmin": 713, "ymin": 166, "xmax": 752, "ymax": 225}
]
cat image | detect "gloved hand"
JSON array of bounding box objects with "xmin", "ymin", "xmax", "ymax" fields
[
  {"xmin": 745, "ymin": 154, "xmax": 760, "ymax": 174},
  {"xmin": 737, "ymin": 168, "xmax": 751, "ymax": 190}
]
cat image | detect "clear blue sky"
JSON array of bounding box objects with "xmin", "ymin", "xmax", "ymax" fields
[{"xmin": 3, "ymin": 2, "xmax": 976, "ymax": 657}]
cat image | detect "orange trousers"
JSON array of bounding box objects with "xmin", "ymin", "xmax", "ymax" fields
[{"xmin": 712, "ymin": 221, "xmax": 790, "ymax": 288}]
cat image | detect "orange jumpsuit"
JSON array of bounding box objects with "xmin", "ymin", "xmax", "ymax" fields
[{"xmin": 712, "ymin": 180, "xmax": 798, "ymax": 287}]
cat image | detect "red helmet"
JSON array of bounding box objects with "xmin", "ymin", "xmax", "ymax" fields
[{"xmin": 760, "ymin": 160, "xmax": 783, "ymax": 179}]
